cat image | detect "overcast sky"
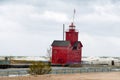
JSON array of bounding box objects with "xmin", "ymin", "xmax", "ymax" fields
[{"xmin": 0, "ymin": 0, "xmax": 120, "ymax": 56}]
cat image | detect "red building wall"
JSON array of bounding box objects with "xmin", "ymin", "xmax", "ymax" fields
[
  {"xmin": 66, "ymin": 31, "xmax": 78, "ymax": 45},
  {"xmin": 67, "ymin": 44, "xmax": 82, "ymax": 64},
  {"xmin": 52, "ymin": 46, "xmax": 69, "ymax": 64}
]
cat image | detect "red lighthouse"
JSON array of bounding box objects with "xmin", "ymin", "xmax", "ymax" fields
[{"xmin": 51, "ymin": 21, "xmax": 83, "ymax": 65}]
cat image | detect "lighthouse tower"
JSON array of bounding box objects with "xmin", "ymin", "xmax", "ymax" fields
[{"xmin": 66, "ymin": 22, "xmax": 78, "ymax": 46}]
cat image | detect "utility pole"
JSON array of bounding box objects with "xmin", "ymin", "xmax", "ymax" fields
[{"xmin": 63, "ymin": 24, "xmax": 65, "ymax": 40}]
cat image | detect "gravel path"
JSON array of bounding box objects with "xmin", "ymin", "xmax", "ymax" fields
[{"xmin": 0, "ymin": 72, "xmax": 120, "ymax": 80}]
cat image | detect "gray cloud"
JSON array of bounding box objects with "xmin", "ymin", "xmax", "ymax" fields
[{"xmin": 0, "ymin": 0, "xmax": 120, "ymax": 56}]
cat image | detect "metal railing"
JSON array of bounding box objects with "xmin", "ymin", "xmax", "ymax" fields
[
  {"xmin": 0, "ymin": 70, "xmax": 29, "ymax": 77},
  {"xmin": 50, "ymin": 67, "xmax": 120, "ymax": 74},
  {"xmin": 0, "ymin": 67, "xmax": 120, "ymax": 76}
]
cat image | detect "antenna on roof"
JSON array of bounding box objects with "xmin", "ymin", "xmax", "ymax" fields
[
  {"xmin": 72, "ymin": 9, "xmax": 76, "ymax": 24},
  {"xmin": 69, "ymin": 9, "xmax": 76, "ymax": 30}
]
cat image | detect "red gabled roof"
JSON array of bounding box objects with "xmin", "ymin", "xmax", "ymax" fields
[{"xmin": 73, "ymin": 41, "xmax": 83, "ymax": 47}]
